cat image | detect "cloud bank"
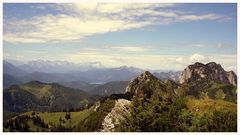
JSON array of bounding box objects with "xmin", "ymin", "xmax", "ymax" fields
[{"xmin": 4, "ymin": 3, "xmax": 230, "ymax": 44}]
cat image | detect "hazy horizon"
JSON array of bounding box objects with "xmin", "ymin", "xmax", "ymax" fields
[
  {"xmin": 3, "ymin": 3, "xmax": 237, "ymax": 72},
  {"xmin": 4, "ymin": 58, "xmax": 237, "ymax": 73}
]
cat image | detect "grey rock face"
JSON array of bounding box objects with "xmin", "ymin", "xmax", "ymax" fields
[
  {"xmin": 101, "ymin": 99, "xmax": 131, "ymax": 132},
  {"xmin": 179, "ymin": 62, "xmax": 237, "ymax": 86},
  {"xmin": 227, "ymin": 71, "xmax": 237, "ymax": 86}
]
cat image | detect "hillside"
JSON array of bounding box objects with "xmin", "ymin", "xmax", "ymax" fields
[
  {"xmin": 3, "ymin": 74, "xmax": 22, "ymax": 89},
  {"xmin": 116, "ymin": 70, "xmax": 237, "ymax": 132},
  {"xmin": 58, "ymin": 81, "xmax": 99, "ymax": 91},
  {"xmin": 3, "ymin": 81, "xmax": 98, "ymax": 115},
  {"xmin": 90, "ymin": 81, "xmax": 129, "ymax": 96},
  {"xmin": 3, "ymin": 107, "xmax": 94, "ymax": 132}
]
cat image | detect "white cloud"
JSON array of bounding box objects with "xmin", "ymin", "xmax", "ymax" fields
[
  {"xmin": 30, "ymin": 5, "xmax": 46, "ymax": 10},
  {"xmin": 4, "ymin": 53, "xmax": 10, "ymax": 57},
  {"xmin": 4, "ymin": 14, "xmax": 151, "ymax": 43},
  {"xmin": 217, "ymin": 43, "xmax": 224, "ymax": 48},
  {"xmin": 62, "ymin": 3, "xmax": 176, "ymax": 14},
  {"xmin": 176, "ymin": 53, "xmax": 208, "ymax": 64},
  {"xmin": 178, "ymin": 14, "xmax": 224, "ymax": 22},
  {"xmin": 110, "ymin": 46, "xmax": 149, "ymax": 52},
  {"xmin": 26, "ymin": 50, "xmax": 47, "ymax": 54},
  {"xmin": 64, "ymin": 52, "xmax": 179, "ymax": 70},
  {"xmin": 16, "ymin": 55, "xmax": 24, "ymax": 58},
  {"xmin": 58, "ymin": 50, "xmax": 236, "ymax": 72},
  {"xmin": 4, "ymin": 3, "xmax": 230, "ymax": 44},
  {"xmin": 186, "ymin": 44, "xmax": 205, "ymax": 48},
  {"xmin": 225, "ymin": 66, "xmax": 237, "ymax": 72},
  {"xmin": 190, "ymin": 53, "xmax": 206, "ymax": 62},
  {"xmin": 176, "ymin": 57, "xmax": 184, "ymax": 63}
]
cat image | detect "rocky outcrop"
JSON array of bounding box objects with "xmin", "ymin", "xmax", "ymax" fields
[
  {"xmin": 94, "ymin": 101, "xmax": 100, "ymax": 111},
  {"xmin": 125, "ymin": 71, "xmax": 164, "ymax": 98},
  {"xmin": 179, "ymin": 62, "xmax": 237, "ymax": 86},
  {"xmin": 227, "ymin": 71, "xmax": 237, "ymax": 86},
  {"xmin": 101, "ymin": 99, "xmax": 131, "ymax": 132},
  {"xmin": 125, "ymin": 71, "xmax": 176, "ymax": 100}
]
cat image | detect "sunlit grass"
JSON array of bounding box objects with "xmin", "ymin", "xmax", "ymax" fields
[
  {"xmin": 21, "ymin": 106, "xmax": 94, "ymax": 128},
  {"xmin": 186, "ymin": 97, "xmax": 236, "ymax": 115}
]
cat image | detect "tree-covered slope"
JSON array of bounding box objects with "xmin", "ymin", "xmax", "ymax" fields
[
  {"xmin": 4, "ymin": 81, "xmax": 98, "ymax": 113},
  {"xmin": 90, "ymin": 81, "xmax": 129, "ymax": 96}
]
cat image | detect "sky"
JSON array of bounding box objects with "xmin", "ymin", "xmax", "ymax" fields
[{"xmin": 3, "ymin": 3, "xmax": 237, "ymax": 72}]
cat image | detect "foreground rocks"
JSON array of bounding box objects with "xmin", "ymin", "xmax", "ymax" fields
[{"xmin": 101, "ymin": 99, "xmax": 131, "ymax": 132}]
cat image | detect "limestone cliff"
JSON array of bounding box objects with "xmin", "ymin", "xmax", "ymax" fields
[{"xmin": 179, "ymin": 62, "xmax": 237, "ymax": 86}]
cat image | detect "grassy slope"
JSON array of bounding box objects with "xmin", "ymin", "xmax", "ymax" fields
[
  {"xmin": 3, "ymin": 110, "xmax": 20, "ymax": 122},
  {"xmin": 27, "ymin": 119, "xmax": 46, "ymax": 132},
  {"xmin": 5, "ymin": 99, "xmax": 116, "ymax": 132},
  {"xmin": 186, "ymin": 97, "xmax": 237, "ymax": 115},
  {"xmin": 39, "ymin": 109, "xmax": 93, "ymax": 127},
  {"xmin": 20, "ymin": 84, "xmax": 52, "ymax": 99},
  {"xmin": 199, "ymin": 81, "xmax": 236, "ymax": 103},
  {"xmin": 75, "ymin": 99, "xmax": 116, "ymax": 131},
  {"xmin": 18, "ymin": 107, "xmax": 94, "ymax": 130}
]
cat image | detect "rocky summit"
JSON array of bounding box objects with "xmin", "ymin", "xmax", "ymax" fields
[
  {"xmin": 126, "ymin": 71, "xmax": 159, "ymax": 97},
  {"xmin": 125, "ymin": 71, "xmax": 175, "ymax": 99},
  {"xmin": 179, "ymin": 62, "xmax": 237, "ymax": 86}
]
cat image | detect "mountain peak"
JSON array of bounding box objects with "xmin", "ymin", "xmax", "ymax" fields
[
  {"xmin": 140, "ymin": 71, "xmax": 156, "ymax": 80},
  {"xmin": 206, "ymin": 61, "xmax": 217, "ymax": 66},
  {"xmin": 27, "ymin": 80, "xmax": 45, "ymax": 85},
  {"xmin": 193, "ymin": 62, "xmax": 205, "ymax": 66},
  {"xmin": 131, "ymin": 71, "xmax": 159, "ymax": 83},
  {"xmin": 179, "ymin": 62, "xmax": 237, "ymax": 86},
  {"xmin": 125, "ymin": 71, "xmax": 164, "ymax": 98},
  {"xmin": 143, "ymin": 70, "xmax": 151, "ymax": 75}
]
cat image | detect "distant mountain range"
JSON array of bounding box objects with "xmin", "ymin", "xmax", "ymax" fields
[
  {"xmin": 59, "ymin": 81, "xmax": 129, "ymax": 96},
  {"xmin": 89, "ymin": 81, "xmax": 129, "ymax": 96},
  {"xmin": 153, "ymin": 71, "xmax": 181, "ymax": 82},
  {"xmin": 3, "ymin": 74, "xmax": 22, "ymax": 89},
  {"xmin": 3, "ymin": 61, "xmax": 28, "ymax": 77},
  {"xmin": 18, "ymin": 60, "xmax": 105, "ymax": 73},
  {"xmin": 3, "ymin": 60, "xmax": 181, "ymax": 88}
]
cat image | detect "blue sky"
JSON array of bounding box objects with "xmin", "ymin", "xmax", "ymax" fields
[{"xmin": 3, "ymin": 3, "xmax": 237, "ymax": 71}]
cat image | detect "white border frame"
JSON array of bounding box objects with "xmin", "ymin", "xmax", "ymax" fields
[{"xmin": 0, "ymin": 0, "xmax": 239, "ymax": 134}]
